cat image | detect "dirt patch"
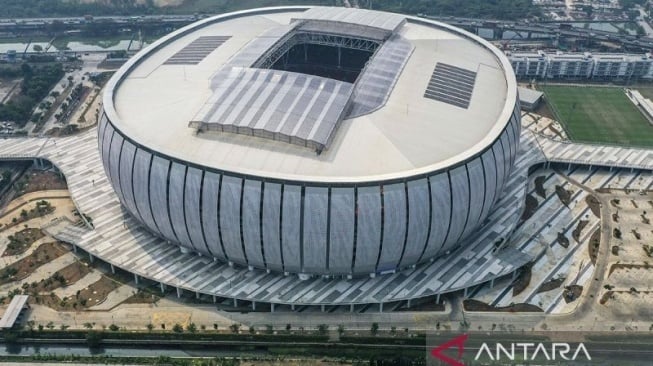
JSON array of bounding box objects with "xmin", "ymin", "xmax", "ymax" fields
[
  {"xmin": 563, "ymin": 285, "xmax": 583, "ymax": 303},
  {"xmin": 557, "ymin": 232, "xmax": 570, "ymax": 248},
  {"xmin": 33, "ymin": 275, "xmax": 120, "ymax": 310},
  {"xmin": 555, "ymin": 185, "xmax": 573, "ymax": 206},
  {"xmin": 534, "ymin": 101, "xmax": 555, "ymax": 120},
  {"xmin": 536, "ymin": 277, "xmax": 565, "ymax": 294},
  {"xmin": 588, "ymin": 228, "xmax": 601, "ymax": 265},
  {"xmin": 29, "ymin": 261, "xmax": 91, "ymax": 294},
  {"xmin": 122, "ymin": 289, "xmax": 161, "ymax": 305},
  {"xmin": 585, "ymin": 195, "xmax": 601, "ymax": 218},
  {"xmin": 600, "ymin": 291, "xmax": 614, "ymax": 305},
  {"xmin": 15, "ymin": 170, "xmax": 67, "ymax": 195},
  {"xmin": 609, "ymin": 263, "xmax": 653, "ymax": 277},
  {"xmin": 0, "ymin": 242, "xmax": 68, "ymax": 285},
  {"xmin": 643, "ymin": 244, "xmax": 653, "ymax": 258},
  {"xmin": 572, "ymin": 220, "xmax": 589, "ymax": 243},
  {"xmin": 0, "ymin": 200, "xmax": 56, "ymax": 232},
  {"xmin": 463, "ymin": 299, "xmax": 543, "ymax": 312},
  {"xmin": 534, "ymin": 176, "xmax": 547, "ymax": 199},
  {"xmin": 2, "ymin": 228, "xmax": 44, "ymax": 256},
  {"xmin": 520, "ymin": 194, "xmax": 539, "ymax": 222},
  {"xmin": 611, "ymin": 245, "xmax": 620, "ymax": 256},
  {"xmin": 512, "ymin": 264, "xmax": 532, "ymax": 296},
  {"xmin": 547, "ymin": 124, "xmax": 565, "ymax": 139}
]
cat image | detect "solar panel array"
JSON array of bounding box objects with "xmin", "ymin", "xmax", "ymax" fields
[
  {"xmin": 164, "ymin": 36, "xmax": 231, "ymax": 65},
  {"xmin": 424, "ymin": 63, "xmax": 477, "ymax": 109},
  {"xmin": 190, "ymin": 68, "xmax": 353, "ymax": 152},
  {"xmin": 348, "ymin": 34, "xmax": 413, "ymax": 118}
]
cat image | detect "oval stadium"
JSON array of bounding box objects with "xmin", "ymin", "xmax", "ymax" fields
[{"xmin": 99, "ymin": 6, "xmax": 520, "ymax": 278}]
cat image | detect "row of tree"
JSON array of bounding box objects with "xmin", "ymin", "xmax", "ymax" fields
[{"xmin": 0, "ymin": 63, "xmax": 64, "ymax": 127}]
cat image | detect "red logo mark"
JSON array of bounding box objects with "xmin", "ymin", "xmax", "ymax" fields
[{"xmin": 430, "ymin": 334, "xmax": 468, "ymax": 366}]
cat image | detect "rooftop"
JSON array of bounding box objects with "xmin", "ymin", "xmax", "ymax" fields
[{"xmin": 108, "ymin": 6, "xmax": 515, "ymax": 182}]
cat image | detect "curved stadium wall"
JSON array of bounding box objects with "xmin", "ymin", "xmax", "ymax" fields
[
  {"xmin": 97, "ymin": 106, "xmax": 520, "ymax": 277},
  {"xmin": 98, "ymin": 8, "xmax": 521, "ymax": 278}
]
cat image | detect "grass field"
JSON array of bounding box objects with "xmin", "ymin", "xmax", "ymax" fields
[{"xmin": 540, "ymin": 85, "xmax": 653, "ymax": 148}]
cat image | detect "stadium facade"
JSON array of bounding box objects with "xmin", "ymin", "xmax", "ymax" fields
[{"xmin": 99, "ymin": 6, "xmax": 520, "ymax": 279}]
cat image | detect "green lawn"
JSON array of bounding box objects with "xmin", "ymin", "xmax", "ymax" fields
[{"xmin": 540, "ymin": 85, "xmax": 653, "ymax": 148}]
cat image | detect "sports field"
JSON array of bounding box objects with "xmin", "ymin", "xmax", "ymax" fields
[{"xmin": 540, "ymin": 85, "xmax": 653, "ymax": 148}]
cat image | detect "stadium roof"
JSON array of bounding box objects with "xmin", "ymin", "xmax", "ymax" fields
[{"xmin": 108, "ymin": 6, "xmax": 516, "ymax": 183}]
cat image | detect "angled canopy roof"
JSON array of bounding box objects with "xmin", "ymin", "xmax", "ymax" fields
[
  {"xmin": 293, "ymin": 6, "xmax": 406, "ymax": 34},
  {"xmin": 190, "ymin": 68, "xmax": 353, "ymax": 152}
]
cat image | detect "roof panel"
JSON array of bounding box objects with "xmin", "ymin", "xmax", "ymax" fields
[
  {"xmin": 295, "ymin": 7, "xmax": 406, "ymax": 33},
  {"xmin": 348, "ymin": 34, "xmax": 414, "ymax": 118},
  {"xmin": 424, "ymin": 62, "xmax": 478, "ymax": 109},
  {"xmin": 164, "ymin": 36, "xmax": 231, "ymax": 65},
  {"xmin": 191, "ymin": 68, "xmax": 353, "ymax": 151}
]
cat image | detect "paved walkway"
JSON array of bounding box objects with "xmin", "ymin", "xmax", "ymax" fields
[
  {"xmin": 53, "ymin": 271, "xmax": 102, "ymax": 299},
  {"xmin": 0, "ymin": 128, "xmax": 538, "ymax": 305},
  {"xmin": 89, "ymin": 283, "xmax": 136, "ymax": 311}
]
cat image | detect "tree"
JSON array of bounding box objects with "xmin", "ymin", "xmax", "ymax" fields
[
  {"xmin": 172, "ymin": 323, "xmax": 183, "ymax": 333},
  {"xmin": 229, "ymin": 323, "xmax": 240, "ymax": 333},
  {"xmin": 265, "ymin": 324, "xmax": 273, "ymax": 334},
  {"xmin": 25, "ymin": 320, "xmax": 35, "ymax": 331},
  {"xmin": 186, "ymin": 322, "xmax": 197, "ymax": 333},
  {"xmin": 45, "ymin": 321, "xmax": 54, "ymax": 330},
  {"xmin": 146, "ymin": 323, "xmax": 154, "ymax": 332},
  {"xmin": 285, "ymin": 323, "xmax": 292, "ymax": 332},
  {"xmin": 86, "ymin": 331, "xmax": 102, "ymax": 348},
  {"xmin": 317, "ymin": 324, "xmax": 328, "ymax": 335},
  {"xmin": 108, "ymin": 324, "xmax": 119, "ymax": 331},
  {"xmin": 371, "ymin": 322, "xmax": 379, "ymax": 336},
  {"xmin": 83, "ymin": 322, "xmax": 93, "ymax": 329},
  {"xmin": 248, "ymin": 326, "xmax": 255, "ymax": 334},
  {"xmin": 337, "ymin": 324, "xmax": 345, "ymax": 336}
]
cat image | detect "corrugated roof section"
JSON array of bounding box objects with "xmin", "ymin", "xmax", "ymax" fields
[{"xmin": 190, "ymin": 68, "xmax": 353, "ymax": 152}]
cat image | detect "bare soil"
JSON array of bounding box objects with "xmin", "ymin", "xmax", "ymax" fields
[
  {"xmin": 34, "ymin": 261, "xmax": 91, "ymax": 293},
  {"xmin": 572, "ymin": 220, "xmax": 589, "ymax": 243},
  {"xmin": 122, "ymin": 289, "xmax": 161, "ymax": 305},
  {"xmin": 609, "ymin": 263, "xmax": 652, "ymax": 277},
  {"xmin": 555, "ymin": 185, "xmax": 572, "ymax": 206},
  {"xmin": 599, "ymin": 291, "xmax": 614, "ymax": 305},
  {"xmin": 585, "ymin": 195, "xmax": 601, "ymax": 218},
  {"xmin": 563, "ymin": 285, "xmax": 583, "ymax": 303},
  {"xmin": 557, "ymin": 232, "xmax": 570, "ymax": 248},
  {"xmin": 520, "ymin": 194, "xmax": 538, "ymax": 222},
  {"xmin": 588, "ymin": 228, "xmax": 601, "ymax": 265},
  {"xmin": 534, "ymin": 176, "xmax": 547, "ymax": 199},
  {"xmin": 512, "ymin": 264, "xmax": 532, "ymax": 296},
  {"xmin": 0, "ymin": 242, "xmax": 68, "ymax": 285},
  {"xmin": 463, "ymin": 299, "xmax": 543, "ymax": 312},
  {"xmin": 33, "ymin": 275, "xmax": 120, "ymax": 310},
  {"xmin": 17, "ymin": 170, "xmax": 67, "ymax": 195},
  {"xmin": 2, "ymin": 228, "xmax": 44, "ymax": 256},
  {"xmin": 536, "ymin": 277, "xmax": 565, "ymax": 294},
  {"xmin": 0, "ymin": 202, "xmax": 55, "ymax": 232}
]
